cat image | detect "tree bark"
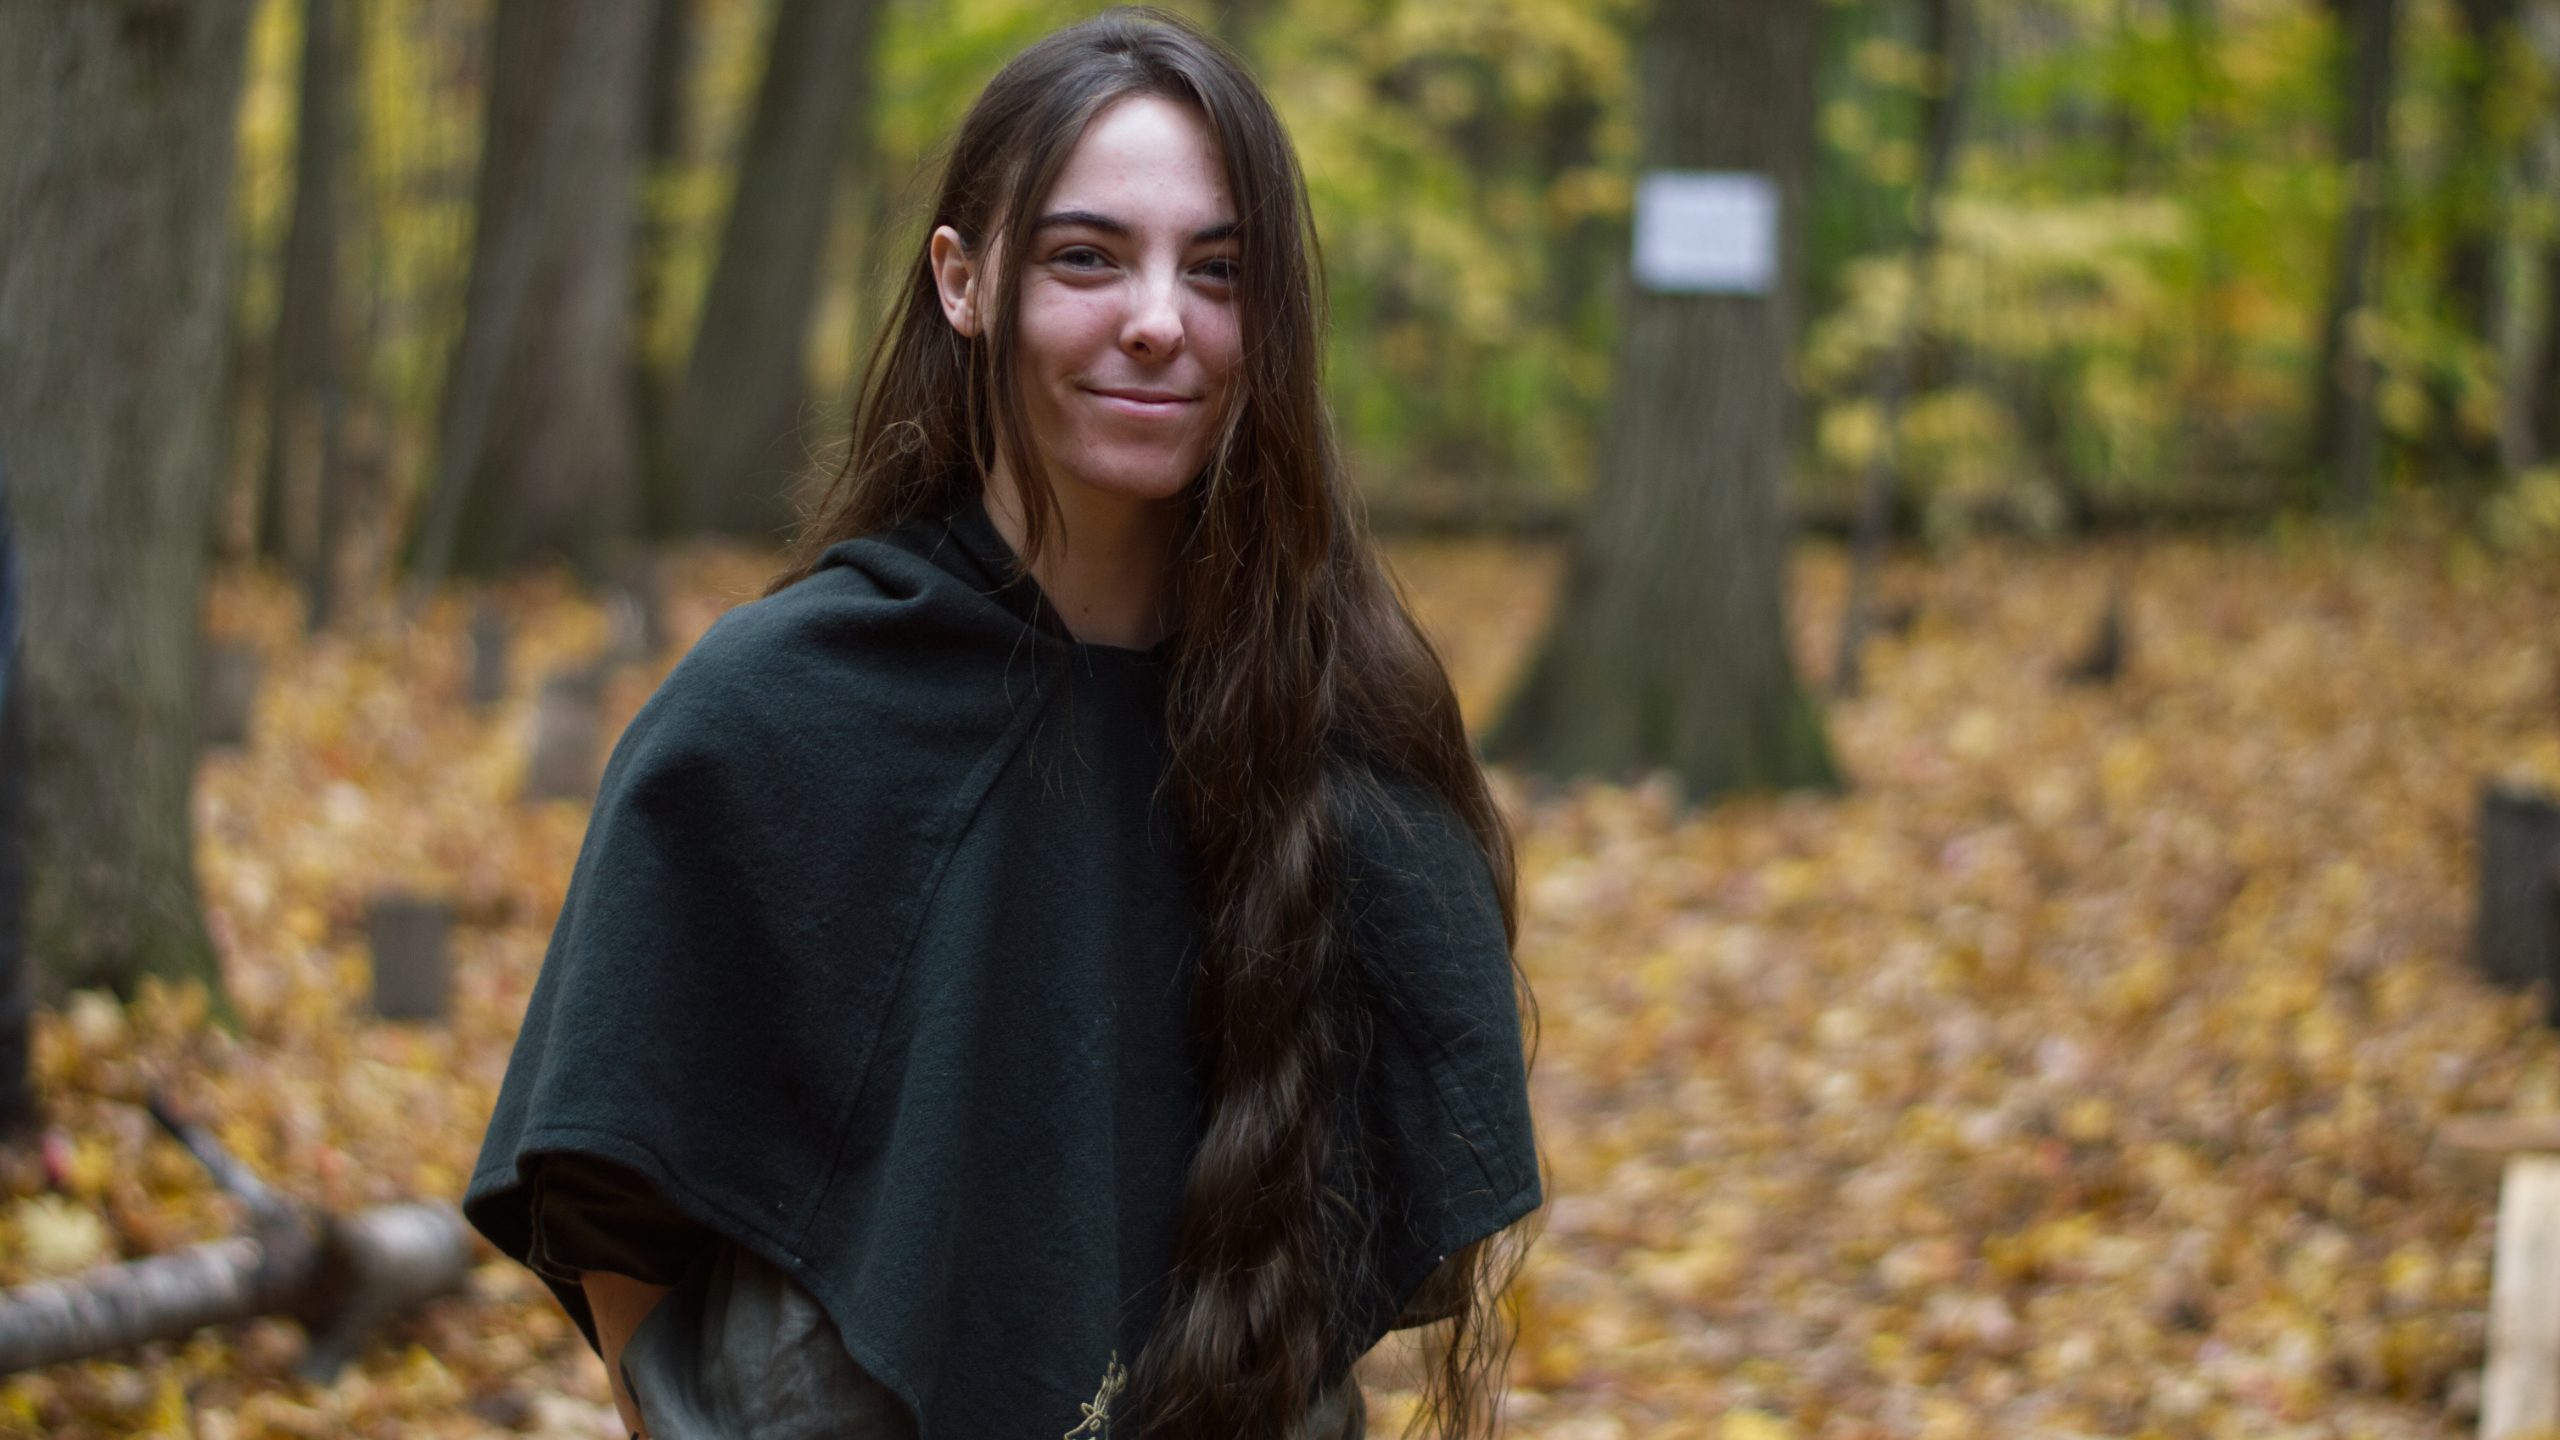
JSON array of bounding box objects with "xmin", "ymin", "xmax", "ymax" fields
[
  {"xmin": 0, "ymin": 2, "xmax": 255, "ymax": 999},
  {"xmin": 672, "ymin": 0, "xmax": 883, "ymax": 540},
  {"xmin": 635, "ymin": 0, "xmax": 695, "ymax": 535},
  {"xmin": 259, "ymin": 0, "xmax": 351, "ymax": 628},
  {"xmin": 0, "ymin": 496, "xmax": 27, "ymax": 1128},
  {"xmin": 412, "ymin": 0, "xmax": 649, "ymax": 584},
  {"xmin": 1490, "ymin": 0, "xmax": 1837, "ymax": 798},
  {"xmin": 2308, "ymin": 0, "xmax": 2399, "ymax": 510},
  {"xmin": 2517, "ymin": 4, "xmax": 2560, "ymax": 471},
  {"xmin": 2443, "ymin": 0, "xmax": 2517, "ymax": 346},
  {"xmin": 2431, "ymin": 0, "xmax": 2517, "ymax": 480},
  {"xmin": 1834, "ymin": 0, "xmax": 1966, "ymax": 700}
]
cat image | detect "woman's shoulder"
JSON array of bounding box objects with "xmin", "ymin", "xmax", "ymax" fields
[
  {"xmin": 1334, "ymin": 767, "xmax": 1491, "ymax": 895},
  {"xmin": 658, "ymin": 531, "xmax": 1020, "ymax": 706},
  {"xmin": 688, "ymin": 530, "xmax": 997, "ymax": 670},
  {"xmin": 606, "ymin": 531, "xmax": 1041, "ymax": 788},
  {"xmin": 1333, "ymin": 767, "xmax": 1509, "ymax": 981}
]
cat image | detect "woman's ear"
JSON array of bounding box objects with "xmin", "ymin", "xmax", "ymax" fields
[{"xmin": 930, "ymin": 225, "xmax": 982, "ymax": 338}]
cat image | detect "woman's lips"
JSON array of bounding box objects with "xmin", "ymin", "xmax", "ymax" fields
[{"xmin": 1084, "ymin": 385, "xmax": 1200, "ymax": 419}]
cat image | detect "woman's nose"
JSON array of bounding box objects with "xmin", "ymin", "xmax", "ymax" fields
[{"xmin": 1121, "ymin": 266, "xmax": 1185, "ymax": 360}]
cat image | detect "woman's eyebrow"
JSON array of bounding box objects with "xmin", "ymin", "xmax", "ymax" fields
[
  {"xmin": 1036, "ymin": 209, "xmax": 1130, "ymax": 236},
  {"xmin": 1034, "ymin": 210, "xmax": 1238, "ymax": 245}
]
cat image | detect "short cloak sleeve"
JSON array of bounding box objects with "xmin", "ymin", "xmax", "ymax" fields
[{"xmin": 1335, "ymin": 771, "xmax": 1542, "ymax": 1349}]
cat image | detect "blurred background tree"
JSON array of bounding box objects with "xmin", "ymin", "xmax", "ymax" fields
[
  {"xmin": 1491, "ymin": 0, "xmax": 1841, "ymax": 795},
  {"xmin": 670, "ymin": 0, "xmax": 886, "ymax": 541},
  {"xmin": 0, "ymin": 2, "xmax": 259, "ymax": 1003},
  {"xmin": 407, "ymin": 0, "xmax": 653, "ymax": 585}
]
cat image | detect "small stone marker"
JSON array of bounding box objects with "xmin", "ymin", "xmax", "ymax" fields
[
  {"xmin": 2473, "ymin": 783, "xmax": 2560, "ymax": 1002},
  {"xmin": 2059, "ymin": 588, "xmax": 2127, "ymax": 687},
  {"xmin": 200, "ymin": 643, "xmax": 260, "ymax": 749},
  {"xmin": 604, "ymin": 590, "xmax": 652, "ymax": 669},
  {"xmin": 468, "ymin": 600, "xmax": 509, "ymax": 709},
  {"xmin": 523, "ymin": 668, "xmax": 603, "ymax": 803},
  {"xmin": 602, "ymin": 546, "xmax": 667, "ymax": 665},
  {"xmin": 367, "ymin": 895, "xmax": 452, "ymax": 1022}
]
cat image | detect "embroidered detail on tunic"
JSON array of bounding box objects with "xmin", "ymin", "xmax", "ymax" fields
[{"xmin": 1064, "ymin": 1352, "xmax": 1127, "ymax": 1440}]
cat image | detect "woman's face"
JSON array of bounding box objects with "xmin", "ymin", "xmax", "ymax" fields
[{"xmin": 934, "ymin": 95, "xmax": 1243, "ymax": 506}]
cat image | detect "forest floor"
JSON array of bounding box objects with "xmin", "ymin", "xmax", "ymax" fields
[{"xmin": 3, "ymin": 526, "xmax": 2558, "ymax": 1440}]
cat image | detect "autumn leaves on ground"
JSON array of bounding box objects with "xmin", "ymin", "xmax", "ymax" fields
[{"xmin": 4, "ymin": 530, "xmax": 2558, "ymax": 1440}]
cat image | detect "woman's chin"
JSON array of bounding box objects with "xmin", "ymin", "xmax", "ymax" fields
[{"xmin": 1052, "ymin": 454, "xmax": 1208, "ymax": 506}]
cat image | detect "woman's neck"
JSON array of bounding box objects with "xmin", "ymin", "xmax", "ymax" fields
[{"xmin": 982, "ymin": 463, "xmax": 1180, "ymax": 650}]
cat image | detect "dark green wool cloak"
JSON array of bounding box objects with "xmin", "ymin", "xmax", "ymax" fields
[{"xmin": 466, "ymin": 504, "xmax": 1539, "ymax": 1438}]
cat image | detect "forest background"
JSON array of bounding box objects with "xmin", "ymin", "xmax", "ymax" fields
[
  {"xmin": 8, "ymin": 0, "xmax": 2560, "ymax": 1436},
  {"xmin": 219, "ymin": 0, "xmax": 2560, "ymax": 587}
]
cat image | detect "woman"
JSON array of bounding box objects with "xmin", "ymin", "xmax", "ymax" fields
[{"xmin": 466, "ymin": 11, "xmax": 1538, "ymax": 1439}]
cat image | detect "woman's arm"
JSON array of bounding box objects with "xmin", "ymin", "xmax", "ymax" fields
[{"xmin": 582, "ymin": 1271, "xmax": 672, "ymax": 1439}]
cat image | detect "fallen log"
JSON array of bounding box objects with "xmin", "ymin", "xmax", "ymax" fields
[
  {"xmin": 0, "ymin": 1202, "xmax": 468, "ymax": 1377},
  {"xmin": 0, "ymin": 1097, "xmax": 475, "ymax": 1379}
]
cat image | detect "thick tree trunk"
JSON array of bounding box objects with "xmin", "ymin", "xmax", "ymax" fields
[
  {"xmin": 2309, "ymin": 0, "xmax": 2399, "ymax": 509},
  {"xmin": 412, "ymin": 0, "xmax": 649, "ymax": 583},
  {"xmin": 0, "ymin": 2, "xmax": 254, "ymax": 1000},
  {"xmin": 260, "ymin": 0, "xmax": 351, "ymax": 628},
  {"xmin": 1490, "ymin": 0, "xmax": 1836, "ymax": 798},
  {"xmin": 672, "ymin": 0, "xmax": 883, "ymax": 540}
]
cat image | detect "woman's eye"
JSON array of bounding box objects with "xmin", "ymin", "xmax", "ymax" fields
[
  {"xmin": 1054, "ymin": 246, "xmax": 1111, "ymax": 271},
  {"xmin": 1195, "ymin": 257, "xmax": 1240, "ymax": 284}
]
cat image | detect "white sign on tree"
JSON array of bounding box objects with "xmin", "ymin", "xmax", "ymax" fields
[{"xmin": 1632, "ymin": 171, "xmax": 1779, "ymax": 295}]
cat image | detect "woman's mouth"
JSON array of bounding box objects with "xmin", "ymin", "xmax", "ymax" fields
[{"xmin": 1084, "ymin": 386, "xmax": 1200, "ymax": 418}]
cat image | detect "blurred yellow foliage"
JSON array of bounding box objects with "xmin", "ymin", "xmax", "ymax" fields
[{"xmin": 0, "ymin": 524, "xmax": 2556, "ymax": 1438}]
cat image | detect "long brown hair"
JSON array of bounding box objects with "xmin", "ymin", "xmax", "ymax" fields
[{"xmin": 770, "ymin": 12, "xmax": 1531, "ymax": 1436}]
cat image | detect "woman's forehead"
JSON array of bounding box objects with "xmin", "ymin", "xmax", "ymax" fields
[{"xmin": 1038, "ymin": 94, "xmax": 1235, "ymax": 232}]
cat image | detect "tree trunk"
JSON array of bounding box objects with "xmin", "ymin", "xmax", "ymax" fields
[
  {"xmin": 635, "ymin": 0, "xmax": 695, "ymax": 535},
  {"xmin": 672, "ymin": 0, "xmax": 883, "ymax": 540},
  {"xmin": 260, "ymin": 0, "xmax": 351, "ymax": 628},
  {"xmin": 1490, "ymin": 0, "xmax": 1837, "ymax": 798},
  {"xmin": 2308, "ymin": 0, "xmax": 2399, "ymax": 510},
  {"xmin": 0, "ymin": 496, "xmax": 27, "ymax": 1128},
  {"xmin": 2515, "ymin": 4, "xmax": 2560, "ymax": 471},
  {"xmin": 0, "ymin": 2, "xmax": 254, "ymax": 1000},
  {"xmin": 2432, "ymin": 0, "xmax": 2517, "ymax": 480},
  {"xmin": 1834, "ymin": 0, "xmax": 1966, "ymax": 699},
  {"xmin": 2443, "ymin": 0, "xmax": 2517, "ymax": 346},
  {"xmin": 411, "ymin": 0, "xmax": 649, "ymax": 584}
]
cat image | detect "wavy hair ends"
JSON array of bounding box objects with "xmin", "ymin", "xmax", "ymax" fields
[{"xmin": 771, "ymin": 11, "xmax": 1532, "ymax": 1438}]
